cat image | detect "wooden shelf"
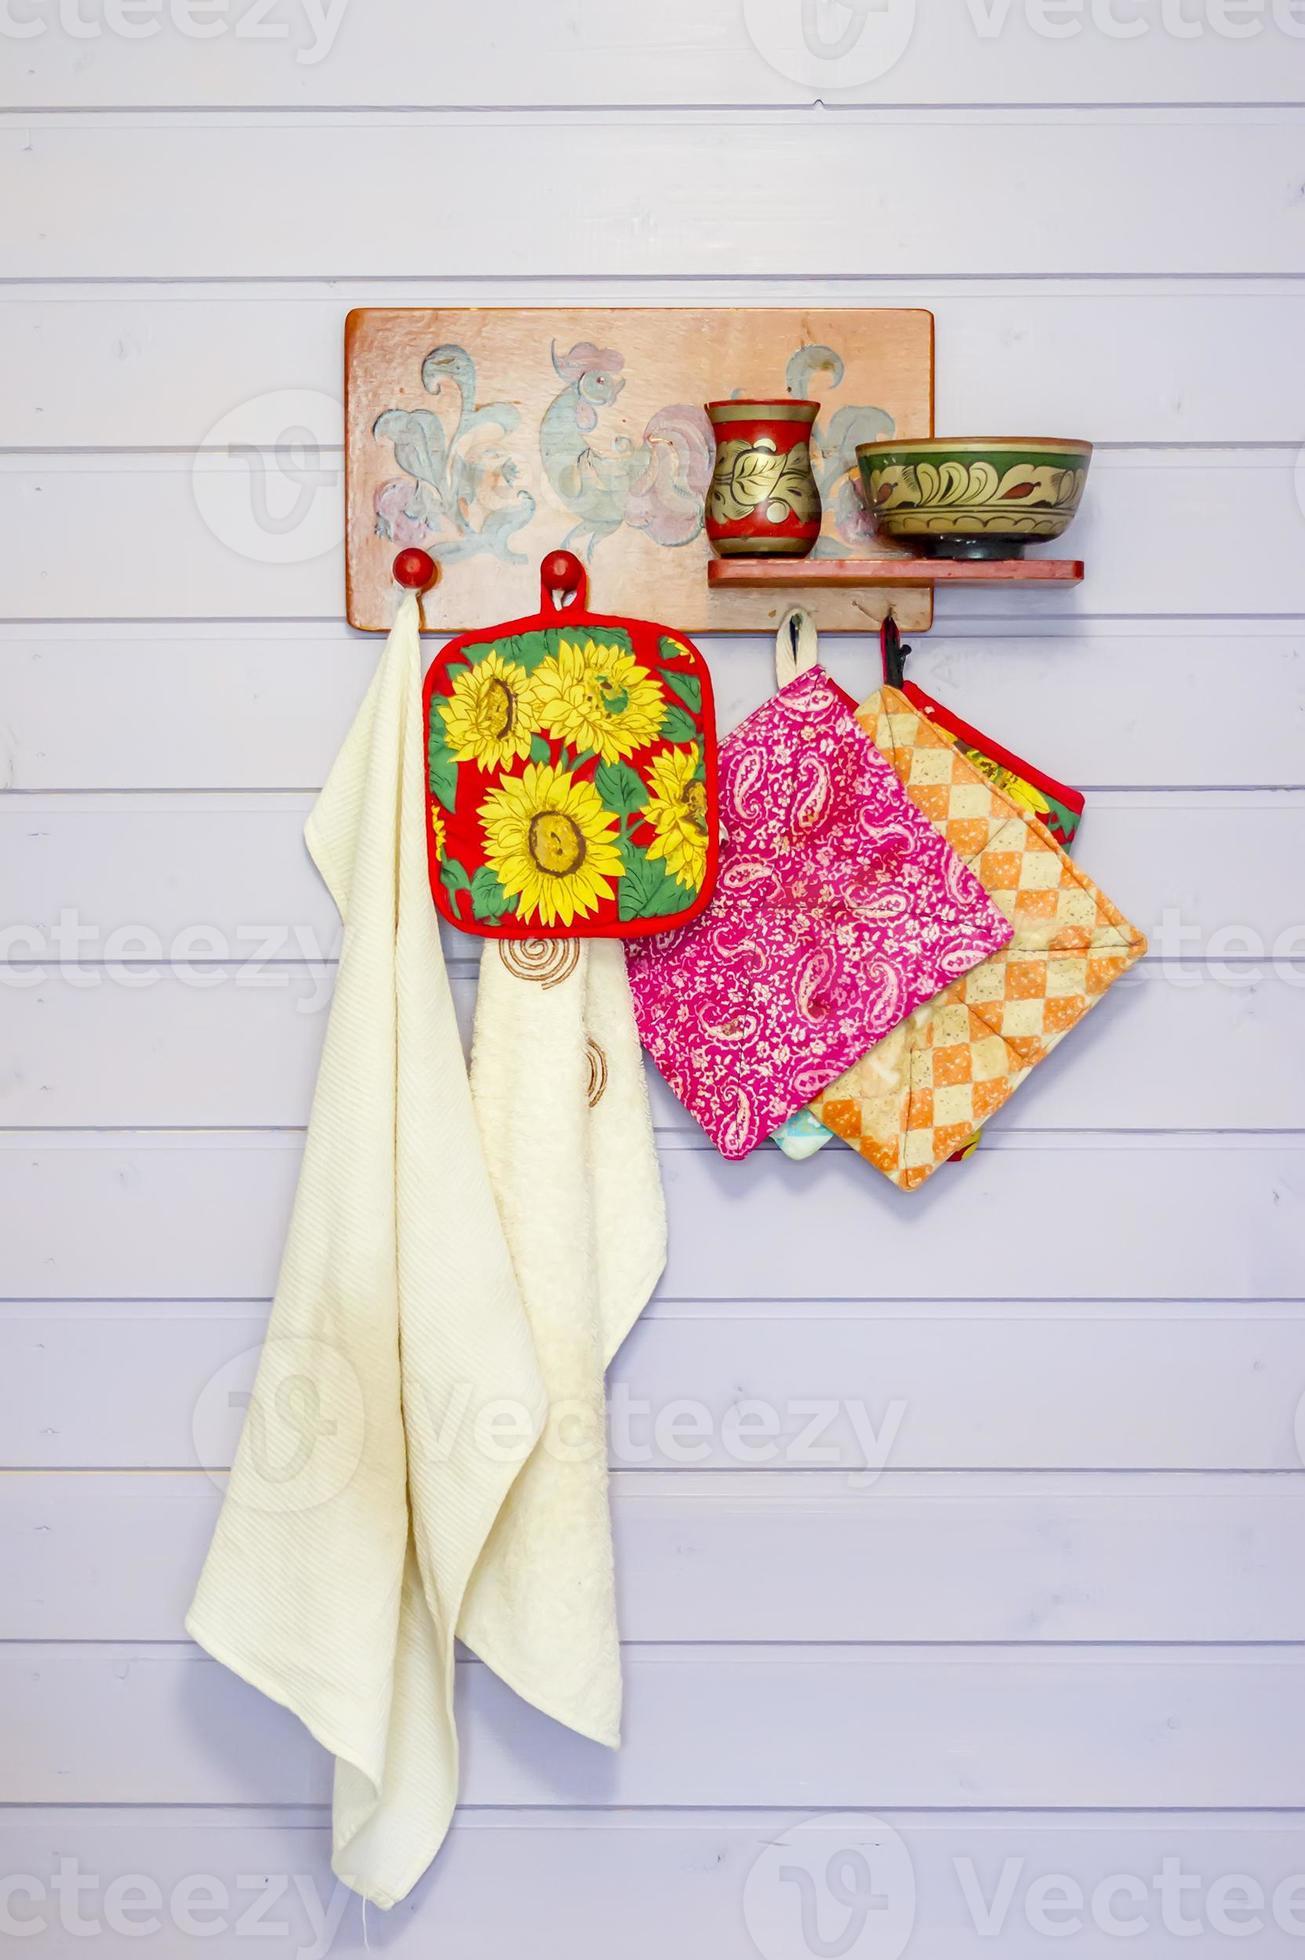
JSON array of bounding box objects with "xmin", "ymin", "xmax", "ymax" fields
[{"xmin": 707, "ymin": 555, "xmax": 1084, "ymax": 590}]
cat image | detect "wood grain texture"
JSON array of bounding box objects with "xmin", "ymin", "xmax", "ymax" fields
[
  {"xmin": 7, "ymin": 1643, "xmax": 1305, "ymax": 1808},
  {"xmin": 4, "ymin": 116, "xmax": 1303, "ymax": 281},
  {"xmin": 7, "ymin": 1471, "xmax": 1305, "ymax": 1644},
  {"xmin": 5, "ymin": 1301, "xmax": 1301, "ymax": 1473},
  {"xmin": 2, "ymin": 1134, "xmax": 1300, "ymax": 1302}
]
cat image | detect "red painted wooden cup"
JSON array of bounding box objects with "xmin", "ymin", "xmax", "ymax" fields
[{"xmin": 704, "ymin": 399, "xmax": 821, "ymax": 557}]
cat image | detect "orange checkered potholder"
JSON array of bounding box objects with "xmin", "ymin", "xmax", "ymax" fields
[{"xmin": 807, "ymin": 686, "xmax": 1148, "ymax": 1191}]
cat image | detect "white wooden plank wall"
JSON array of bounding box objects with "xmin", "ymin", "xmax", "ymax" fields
[{"xmin": 2, "ymin": 9, "xmax": 1304, "ymax": 1954}]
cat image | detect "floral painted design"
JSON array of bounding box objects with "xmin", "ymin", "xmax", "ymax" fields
[
  {"xmin": 374, "ymin": 335, "xmax": 894, "ymax": 572},
  {"xmin": 373, "ymin": 344, "xmax": 536, "ymax": 565},
  {"xmin": 426, "ymin": 610, "xmax": 719, "ymax": 939}
]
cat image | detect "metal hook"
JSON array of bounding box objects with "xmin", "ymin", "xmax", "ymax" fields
[{"xmin": 881, "ymin": 608, "xmax": 911, "ymax": 689}]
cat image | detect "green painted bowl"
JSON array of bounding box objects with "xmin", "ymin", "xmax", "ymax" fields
[{"xmin": 856, "ymin": 437, "xmax": 1092, "ymax": 560}]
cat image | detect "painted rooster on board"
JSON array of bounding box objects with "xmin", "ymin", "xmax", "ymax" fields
[{"xmin": 539, "ymin": 341, "xmax": 715, "ymax": 560}]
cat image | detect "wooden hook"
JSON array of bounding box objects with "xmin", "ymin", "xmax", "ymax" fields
[{"xmin": 392, "ymin": 548, "xmax": 437, "ymax": 592}]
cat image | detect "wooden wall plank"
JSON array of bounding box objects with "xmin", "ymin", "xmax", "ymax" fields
[
  {"xmin": 4, "ymin": 792, "xmax": 1299, "ymax": 954},
  {"xmin": 1, "ymin": 962, "xmax": 1300, "ymax": 1133},
  {"xmin": 11, "ymin": 2, "xmax": 1305, "ymax": 110},
  {"xmin": 6, "ymin": 1471, "xmax": 1305, "ymax": 1644},
  {"xmin": 4, "ymin": 116, "xmax": 1302, "ymax": 280},
  {"xmin": 5, "ymin": 449, "xmax": 1302, "ymax": 623},
  {"xmin": 7, "ymin": 286, "xmax": 1305, "ymax": 449},
  {"xmin": 4, "ymin": 1301, "xmax": 1300, "ymax": 1472},
  {"xmin": 2, "ymin": 1135, "xmax": 1300, "ymax": 1301},
  {"xmin": 6, "ymin": 1643, "xmax": 1305, "ymax": 1808},
  {"xmin": 2, "ymin": 623, "xmax": 1302, "ymax": 792},
  {"xmin": 2, "ymin": 1808, "xmax": 1304, "ymax": 1960}
]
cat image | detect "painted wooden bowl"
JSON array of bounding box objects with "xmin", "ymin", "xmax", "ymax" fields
[{"xmin": 856, "ymin": 437, "xmax": 1092, "ymax": 559}]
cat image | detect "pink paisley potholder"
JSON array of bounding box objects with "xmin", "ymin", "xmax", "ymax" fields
[{"xmin": 624, "ymin": 611, "xmax": 1014, "ymax": 1159}]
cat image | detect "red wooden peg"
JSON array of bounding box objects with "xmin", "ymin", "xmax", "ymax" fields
[
  {"xmin": 541, "ymin": 548, "xmax": 587, "ymax": 613},
  {"xmin": 392, "ymin": 548, "xmax": 436, "ymax": 591}
]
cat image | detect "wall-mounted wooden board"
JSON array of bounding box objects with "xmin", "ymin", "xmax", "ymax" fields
[{"xmin": 344, "ymin": 308, "xmax": 934, "ymax": 632}]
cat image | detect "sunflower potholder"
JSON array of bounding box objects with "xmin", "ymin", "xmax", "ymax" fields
[
  {"xmin": 805, "ymin": 686, "xmax": 1147, "ymax": 1191},
  {"xmin": 424, "ymin": 552, "xmax": 719, "ymax": 938}
]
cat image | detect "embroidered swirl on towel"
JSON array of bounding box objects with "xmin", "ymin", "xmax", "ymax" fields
[
  {"xmin": 584, "ymin": 1036, "xmax": 608, "ymax": 1108},
  {"xmin": 498, "ymin": 939, "xmax": 582, "ymax": 990}
]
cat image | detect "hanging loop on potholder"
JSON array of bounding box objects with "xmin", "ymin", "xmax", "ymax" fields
[{"xmin": 423, "ymin": 552, "xmax": 720, "ymax": 938}]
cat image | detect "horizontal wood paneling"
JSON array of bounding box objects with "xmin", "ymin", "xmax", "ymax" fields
[
  {"xmin": 13, "ymin": 2, "xmax": 1305, "ymax": 110},
  {"xmin": 3, "ymin": 1808, "xmax": 1304, "ymax": 1960},
  {"xmin": 2, "ymin": 961, "xmax": 1300, "ymax": 1132},
  {"xmin": 5, "ymin": 1300, "xmax": 1300, "ymax": 1472},
  {"xmin": 6, "ymin": 1471, "xmax": 1305, "ymax": 1644},
  {"xmin": 3, "ymin": 791, "xmax": 1299, "ymax": 953},
  {"xmin": 4, "ymin": 114, "xmax": 1302, "ymax": 279},
  {"xmin": 4, "ymin": 448, "xmax": 1304, "ymax": 622},
  {"xmin": 8, "ymin": 1642, "xmax": 1305, "ymax": 1807},
  {"xmin": 9, "ymin": 284, "xmax": 1304, "ymax": 448},
  {"xmin": 2, "ymin": 1134, "xmax": 1300, "ymax": 1301},
  {"xmin": 2, "ymin": 621, "xmax": 1302, "ymax": 791}
]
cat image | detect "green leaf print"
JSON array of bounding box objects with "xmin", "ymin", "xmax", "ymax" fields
[
  {"xmin": 529, "ymin": 733, "xmax": 553, "ymax": 765},
  {"xmin": 427, "ymin": 725, "xmax": 459, "ymax": 815},
  {"xmin": 660, "ymin": 705, "xmax": 699, "ymax": 745},
  {"xmin": 661, "ymin": 668, "xmax": 702, "ymax": 715},
  {"xmin": 439, "ymin": 858, "xmax": 471, "ymax": 896},
  {"xmin": 595, "ymin": 760, "xmax": 649, "ymax": 817},
  {"xmin": 617, "ymin": 845, "xmax": 687, "ymax": 922},
  {"xmin": 470, "ymin": 866, "xmax": 518, "ymax": 923}
]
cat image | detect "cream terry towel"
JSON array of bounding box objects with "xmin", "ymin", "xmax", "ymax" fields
[
  {"xmin": 461, "ymin": 937, "xmax": 667, "ymax": 1742},
  {"xmin": 186, "ymin": 591, "xmax": 665, "ymax": 1909}
]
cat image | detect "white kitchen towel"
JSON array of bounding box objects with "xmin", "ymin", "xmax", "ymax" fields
[
  {"xmin": 185, "ymin": 590, "xmax": 547, "ymax": 1910},
  {"xmin": 185, "ymin": 590, "xmax": 668, "ymax": 1910},
  {"xmin": 460, "ymin": 937, "xmax": 667, "ymax": 1742}
]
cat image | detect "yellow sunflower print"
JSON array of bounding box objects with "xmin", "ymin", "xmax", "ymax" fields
[
  {"xmin": 439, "ymin": 651, "xmax": 540, "ymax": 770},
  {"xmin": 479, "ymin": 763, "xmax": 625, "ymax": 928},
  {"xmin": 430, "ymin": 807, "xmax": 447, "ymax": 858},
  {"xmin": 642, "ymin": 745, "xmax": 709, "ymax": 892},
  {"xmin": 533, "ymin": 637, "xmax": 666, "ymax": 763}
]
